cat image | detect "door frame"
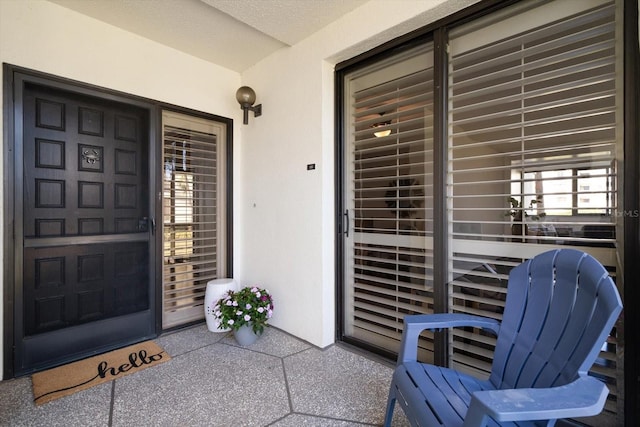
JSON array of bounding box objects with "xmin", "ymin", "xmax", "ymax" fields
[{"xmin": 2, "ymin": 64, "xmax": 163, "ymax": 378}]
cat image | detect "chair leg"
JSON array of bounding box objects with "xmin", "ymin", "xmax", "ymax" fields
[
  {"xmin": 462, "ymin": 399, "xmax": 489, "ymax": 427},
  {"xmin": 383, "ymin": 383, "xmax": 397, "ymax": 427}
]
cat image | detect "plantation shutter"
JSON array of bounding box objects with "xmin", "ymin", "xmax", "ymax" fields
[
  {"xmin": 162, "ymin": 111, "xmax": 227, "ymax": 328},
  {"xmin": 343, "ymin": 45, "xmax": 436, "ymax": 358},
  {"xmin": 447, "ymin": 0, "xmax": 622, "ymax": 424}
]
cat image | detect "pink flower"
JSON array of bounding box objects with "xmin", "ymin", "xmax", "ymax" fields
[
  {"xmin": 227, "ymin": 319, "xmax": 235, "ymax": 325},
  {"xmin": 246, "ymin": 303, "xmax": 252, "ymax": 309},
  {"xmin": 244, "ymin": 314, "xmax": 251, "ymax": 321}
]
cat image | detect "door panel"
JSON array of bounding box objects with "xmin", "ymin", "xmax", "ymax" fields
[
  {"xmin": 341, "ymin": 45, "xmax": 436, "ymax": 360},
  {"xmin": 15, "ymin": 83, "xmax": 154, "ymax": 375},
  {"xmin": 23, "ymin": 241, "xmax": 148, "ymax": 335}
]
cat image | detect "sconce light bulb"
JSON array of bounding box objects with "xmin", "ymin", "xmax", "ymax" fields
[{"xmin": 236, "ymin": 86, "xmax": 256, "ymax": 106}]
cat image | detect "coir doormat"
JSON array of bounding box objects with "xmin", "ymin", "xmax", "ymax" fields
[{"xmin": 32, "ymin": 341, "xmax": 171, "ymax": 405}]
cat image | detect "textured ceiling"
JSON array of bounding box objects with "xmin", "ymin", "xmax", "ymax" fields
[
  {"xmin": 49, "ymin": 0, "xmax": 368, "ymax": 72},
  {"xmin": 202, "ymin": 0, "xmax": 366, "ymax": 46}
]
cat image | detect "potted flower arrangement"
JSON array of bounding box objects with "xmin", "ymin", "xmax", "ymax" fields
[{"xmin": 212, "ymin": 286, "xmax": 274, "ymax": 345}]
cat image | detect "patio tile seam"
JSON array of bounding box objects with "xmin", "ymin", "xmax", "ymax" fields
[
  {"xmin": 108, "ymin": 380, "xmax": 115, "ymax": 427},
  {"xmin": 279, "ymin": 355, "xmax": 294, "ymax": 416},
  {"xmin": 334, "ymin": 342, "xmax": 395, "ymax": 369},
  {"xmin": 265, "ymin": 413, "xmax": 290, "ymax": 426},
  {"xmin": 171, "ymin": 343, "xmax": 215, "ymax": 358},
  {"xmin": 266, "ymin": 326, "xmax": 323, "ymax": 348},
  {"xmin": 217, "ymin": 340, "xmax": 307, "ymax": 360},
  {"xmin": 280, "ymin": 345, "xmax": 322, "ymax": 360},
  {"xmin": 286, "ymin": 411, "xmax": 380, "ymax": 426},
  {"xmin": 157, "ymin": 337, "xmax": 228, "ymax": 359}
]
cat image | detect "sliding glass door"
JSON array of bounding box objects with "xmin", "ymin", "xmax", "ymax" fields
[
  {"xmin": 339, "ymin": 0, "xmax": 624, "ymax": 424},
  {"xmin": 342, "ymin": 44, "xmax": 436, "ymax": 360},
  {"xmin": 446, "ymin": 2, "xmax": 622, "ymax": 423}
]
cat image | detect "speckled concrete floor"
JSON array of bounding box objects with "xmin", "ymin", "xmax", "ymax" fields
[{"xmin": 0, "ymin": 325, "xmax": 411, "ymax": 426}]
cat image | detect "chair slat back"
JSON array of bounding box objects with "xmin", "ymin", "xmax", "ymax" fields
[{"xmin": 489, "ymin": 249, "xmax": 622, "ymax": 390}]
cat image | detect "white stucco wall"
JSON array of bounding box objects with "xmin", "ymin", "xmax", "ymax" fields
[
  {"xmin": 238, "ymin": 0, "xmax": 480, "ymax": 347},
  {"xmin": 0, "ymin": 0, "xmax": 484, "ymax": 380},
  {"xmin": 0, "ymin": 0, "xmax": 241, "ymax": 380}
]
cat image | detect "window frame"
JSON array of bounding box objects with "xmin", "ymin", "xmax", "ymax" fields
[{"xmin": 515, "ymin": 165, "xmax": 615, "ymax": 217}]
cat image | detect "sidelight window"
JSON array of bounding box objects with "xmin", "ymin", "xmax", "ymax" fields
[{"xmin": 161, "ymin": 111, "xmax": 228, "ymax": 328}]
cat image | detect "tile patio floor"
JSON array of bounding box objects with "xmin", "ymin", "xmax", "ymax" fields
[{"xmin": 0, "ymin": 324, "xmax": 411, "ymax": 426}]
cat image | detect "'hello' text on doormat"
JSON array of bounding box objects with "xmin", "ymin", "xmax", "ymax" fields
[{"xmin": 32, "ymin": 341, "xmax": 171, "ymax": 405}]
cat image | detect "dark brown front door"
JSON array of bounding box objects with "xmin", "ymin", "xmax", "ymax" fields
[{"xmin": 15, "ymin": 82, "xmax": 155, "ymax": 375}]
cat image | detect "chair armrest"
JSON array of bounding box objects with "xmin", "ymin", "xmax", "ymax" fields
[
  {"xmin": 462, "ymin": 376, "xmax": 609, "ymax": 427},
  {"xmin": 399, "ymin": 314, "xmax": 500, "ymax": 364}
]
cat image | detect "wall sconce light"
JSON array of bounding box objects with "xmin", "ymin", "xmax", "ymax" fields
[{"xmin": 236, "ymin": 86, "xmax": 262, "ymax": 125}]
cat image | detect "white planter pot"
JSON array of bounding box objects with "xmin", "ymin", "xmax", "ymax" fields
[{"xmin": 204, "ymin": 278, "xmax": 237, "ymax": 332}]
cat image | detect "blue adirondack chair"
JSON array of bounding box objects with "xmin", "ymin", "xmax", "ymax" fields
[{"xmin": 384, "ymin": 249, "xmax": 622, "ymax": 427}]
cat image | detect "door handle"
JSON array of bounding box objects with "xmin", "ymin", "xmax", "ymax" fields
[
  {"xmin": 138, "ymin": 217, "xmax": 155, "ymax": 234},
  {"xmin": 344, "ymin": 210, "xmax": 349, "ymax": 238}
]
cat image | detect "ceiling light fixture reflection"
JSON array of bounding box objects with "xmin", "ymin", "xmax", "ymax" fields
[
  {"xmin": 374, "ymin": 128, "xmax": 392, "ymax": 138},
  {"xmin": 372, "ymin": 113, "xmax": 391, "ymax": 138}
]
